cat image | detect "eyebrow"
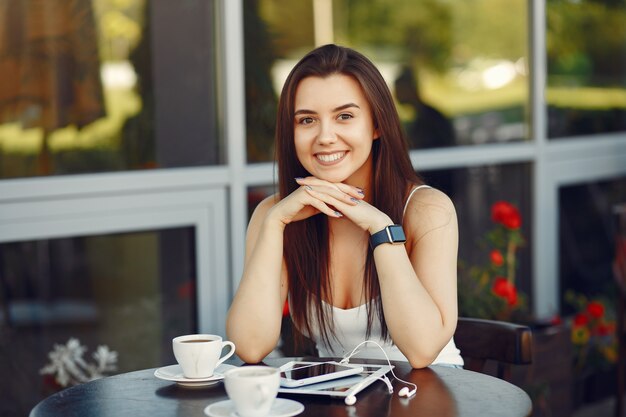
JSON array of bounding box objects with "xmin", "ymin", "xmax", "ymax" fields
[{"xmin": 294, "ymin": 102, "xmax": 361, "ymax": 116}]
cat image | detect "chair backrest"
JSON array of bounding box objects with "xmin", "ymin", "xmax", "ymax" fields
[{"xmin": 454, "ymin": 317, "xmax": 533, "ymax": 380}]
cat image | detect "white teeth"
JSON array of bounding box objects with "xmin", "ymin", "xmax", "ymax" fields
[{"xmin": 316, "ymin": 152, "xmax": 345, "ymax": 162}]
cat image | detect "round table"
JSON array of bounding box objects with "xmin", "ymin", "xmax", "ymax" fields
[{"xmin": 30, "ymin": 357, "xmax": 532, "ymax": 417}]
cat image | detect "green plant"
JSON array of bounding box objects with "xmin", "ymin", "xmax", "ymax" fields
[{"xmin": 459, "ymin": 201, "xmax": 528, "ymax": 321}]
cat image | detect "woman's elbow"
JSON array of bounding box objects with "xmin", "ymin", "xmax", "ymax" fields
[
  {"xmin": 234, "ymin": 346, "xmax": 272, "ymax": 364},
  {"xmin": 407, "ymin": 352, "xmax": 438, "ymax": 369},
  {"xmin": 226, "ymin": 329, "xmax": 278, "ymax": 364},
  {"xmin": 404, "ymin": 338, "xmax": 449, "ymax": 369}
]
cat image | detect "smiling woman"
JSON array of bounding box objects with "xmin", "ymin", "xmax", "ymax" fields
[{"xmin": 227, "ymin": 44, "xmax": 462, "ymax": 369}]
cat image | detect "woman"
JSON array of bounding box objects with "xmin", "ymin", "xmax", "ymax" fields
[{"xmin": 227, "ymin": 44, "xmax": 462, "ymax": 368}]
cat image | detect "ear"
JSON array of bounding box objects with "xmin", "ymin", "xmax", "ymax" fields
[{"xmin": 373, "ymin": 127, "xmax": 380, "ymax": 141}]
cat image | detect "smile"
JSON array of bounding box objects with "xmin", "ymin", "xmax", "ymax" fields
[{"xmin": 315, "ymin": 152, "xmax": 346, "ymax": 164}]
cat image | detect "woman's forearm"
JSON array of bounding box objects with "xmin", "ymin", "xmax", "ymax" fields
[
  {"xmin": 226, "ymin": 217, "xmax": 287, "ymax": 363},
  {"xmin": 373, "ymin": 244, "xmax": 457, "ymax": 368}
]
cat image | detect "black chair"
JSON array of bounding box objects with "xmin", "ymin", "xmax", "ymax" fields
[{"xmin": 454, "ymin": 317, "xmax": 533, "ymax": 381}]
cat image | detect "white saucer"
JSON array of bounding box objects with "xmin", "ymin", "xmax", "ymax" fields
[
  {"xmin": 154, "ymin": 363, "xmax": 236, "ymax": 387},
  {"xmin": 204, "ymin": 398, "xmax": 304, "ymax": 417}
]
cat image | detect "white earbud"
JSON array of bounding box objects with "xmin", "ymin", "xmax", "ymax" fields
[
  {"xmin": 398, "ymin": 386, "xmax": 417, "ymax": 398},
  {"xmin": 345, "ymin": 395, "xmax": 357, "ymax": 406}
]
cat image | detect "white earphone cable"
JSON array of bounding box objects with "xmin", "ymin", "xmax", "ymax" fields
[{"xmin": 339, "ymin": 340, "xmax": 417, "ymax": 398}]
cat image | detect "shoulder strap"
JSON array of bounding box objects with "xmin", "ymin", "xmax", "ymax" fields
[{"xmin": 403, "ymin": 184, "xmax": 432, "ymax": 217}]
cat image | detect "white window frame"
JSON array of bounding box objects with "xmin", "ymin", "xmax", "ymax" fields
[{"xmin": 0, "ymin": 170, "xmax": 230, "ymax": 336}]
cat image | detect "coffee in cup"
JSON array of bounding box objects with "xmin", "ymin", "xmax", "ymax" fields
[
  {"xmin": 172, "ymin": 334, "xmax": 235, "ymax": 379},
  {"xmin": 223, "ymin": 366, "xmax": 280, "ymax": 417}
]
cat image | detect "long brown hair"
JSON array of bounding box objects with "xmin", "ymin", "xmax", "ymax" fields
[{"xmin": 276, "ymin": 44, "xmax": 421, "ymax": 349}]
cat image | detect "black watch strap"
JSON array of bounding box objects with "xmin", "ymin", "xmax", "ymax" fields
[{"xmin": 370, "ymin": 224, "xmax": 406, "ymax": 250}]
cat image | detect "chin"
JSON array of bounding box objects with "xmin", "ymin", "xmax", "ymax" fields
[{"xmin": 316, "ymin": 172, "xmax": 350, "ymax": 183}]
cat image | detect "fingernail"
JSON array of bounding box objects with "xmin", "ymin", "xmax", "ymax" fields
[
  {"xmin": 305, "ymin": 185, "xmax": 313, "ymax": 191},
  {"xmin": 350, "ymin": 197, "xmax": 359, "ymax": 203},
  {"xmin": 357, "ymin": 189, "xmax": 365, "ymax": 195},
  {"xmin": 295, "ymin": 177, "xmax": 303, "ymax": 181},
  {"xmin": 334, "ymin": 211, "xmax": 343, "ymax": 217}
]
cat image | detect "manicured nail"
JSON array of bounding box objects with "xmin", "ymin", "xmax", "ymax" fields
[
  {"xmin": 357, "ymin": 189, "xmax": 365, "ymax": 195},
  {"xmin": 295, "ymin": 177, "xmax": 303, "ymax": 181},
  {"xmin": 305, "ymin": 185, "xmax": 313, "ymax": 191},
  {"xmin": 334, "ymin": 211, "xmax": 343, "ymax": 217},
  {"xmin": 350, "ymin": 197, "xmax": 359, "ymax": 203}
]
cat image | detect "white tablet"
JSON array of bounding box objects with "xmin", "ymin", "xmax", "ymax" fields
[
  {"xmin": 279, "ymin": 361, "xmax": 364, "ymax": 387},
  {"xmin": 278, "ymin": 362, "xmax": 394, "ymax": 398}
]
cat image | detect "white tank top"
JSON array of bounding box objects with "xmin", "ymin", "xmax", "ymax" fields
[{"xmin": 295, "ymin": 185, "xmax": 464, "ymax": 366}]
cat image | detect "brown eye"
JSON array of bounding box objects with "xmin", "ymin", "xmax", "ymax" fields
[{"xmin": 298, "ymin": 117, "xmax": 314, "ymax": 125}]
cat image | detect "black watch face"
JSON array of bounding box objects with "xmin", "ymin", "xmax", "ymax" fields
[{"xmin": 389, "ymin": 225, "xmax": 406, "ymax": 242}]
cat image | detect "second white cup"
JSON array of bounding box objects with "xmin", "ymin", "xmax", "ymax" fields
[
  {"xmin": 172, "ymin": 334, "xmax": 235, "ymax": 379},
  {"xmin": 223, "ymin": 366, "xmax": 280, "ymax": 417}
]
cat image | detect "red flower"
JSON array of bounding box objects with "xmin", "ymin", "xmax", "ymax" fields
[
  {"xmin": 177, "ymin": 280, "xmax": 195, "ymax": 300},
  {"xmin": 490, "ymin": 249, "xmax": 504, "ymax": 267},
  {"xmin": 573, "ymin": 313, "xmax": 589, "ymax": 327},
  {"xmin": 587, "ymin": 301, "xmax": 605, "ymax": 319},
  {"xmin": 596, "ymin": 323, "xmax": 612, "ymax": 336},
  {"xmin": 492, "ymin": 277, "xmax": 518, "ymax": 306},
  {"xmin": 491, "ymin": 201, "xmax": 522, "ymax": 229}
]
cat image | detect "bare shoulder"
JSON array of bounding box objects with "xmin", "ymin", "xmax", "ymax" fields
[
  {"xmin": 403, "ymin": 186, "xmax": 457, "ymax": 242},
  {"xmin": 253, "ymin": 194, "xmax": 279, "ymax": 215},
  {"xmin": 245, "ymin": 193, "xmax": 281, "ymax": 256},
  {"xmin": 246, "ymin": 193, "xmax": 280, "ymax": 237}
]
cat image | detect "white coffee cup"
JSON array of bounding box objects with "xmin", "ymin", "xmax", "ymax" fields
[
  {"xmin": 223, "ymin": 366, "xmax": 280, "ymax": 417},
  {"xmin": 172, "ymin": 334, "xmax": 235, "ymax": 379}
]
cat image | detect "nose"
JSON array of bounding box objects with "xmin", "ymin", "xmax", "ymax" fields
[{"xmin": 317, "ymin": 120, "xmax": 337, "ymax": 145}]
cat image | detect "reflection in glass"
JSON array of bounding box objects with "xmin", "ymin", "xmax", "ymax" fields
[
  {"xmin": 559, "ymin": 177, "xmax": 626, "ymax": 314},
  {"xmin": 547, "ymin": 0, "xmax": 626, "ymax": 138},
  {"xmin": 0, "ymin": 0, "xmax": 220, "ymax": 179},
  {"xmin": 0, "ymin": 228, "xmax": 196, "ymax": 416},
  {"xmin": 244, "ymin": 0, "xmax": 529, "ymax": 162},
  {"xmin": 422, "ymin": 163, "xmax": 533, "ymax": 298}
]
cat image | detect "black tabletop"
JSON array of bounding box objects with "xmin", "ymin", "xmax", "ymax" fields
[{"xmin": 30, "ymin": 357, "xmax": 532, "ymax": 417}]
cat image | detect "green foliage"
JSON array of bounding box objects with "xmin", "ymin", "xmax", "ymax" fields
[{"xmin": 547, "ymin": 0, "xmax": 626, "ymax": 84}]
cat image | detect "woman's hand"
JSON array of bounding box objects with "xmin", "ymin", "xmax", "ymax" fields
[
  {"xmin": 267, "ymin": 177, "xmax": 365, "ymax": 226},
  {"xmin": 293, "ymin": 177, "xmax": 392, "ymax": 233}
]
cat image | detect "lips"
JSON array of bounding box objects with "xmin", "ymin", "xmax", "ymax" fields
[{"xmin": 315, "ymin": 151, "xmax": 346, "ymax": 164}]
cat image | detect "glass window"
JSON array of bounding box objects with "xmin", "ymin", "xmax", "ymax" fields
[
  {"xmin": 559, "ymin": 177, "xmax": 626, "ymax": 314},
  {"xmin": 0, "ymin": 0, "xmax": 222, "ymax": 179},
  {"xmin": 244, "ymin": 0, "xmax": 530, "ymax": 162},
  {"xmin": 423, "ymin": 163, "xmax": 533, "ymax": 299},
  {"xmin": 0, "ymin": 228, "xmax": 196, "ymax": 416},
  {"xmin": 547, "ymin": 0, "xmax": 626, "ymax": 138}
]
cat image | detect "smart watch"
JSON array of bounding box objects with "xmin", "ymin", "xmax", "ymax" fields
[{"xmin": 370, "ymin": 224, "xmax": 406, "ymax": 250}]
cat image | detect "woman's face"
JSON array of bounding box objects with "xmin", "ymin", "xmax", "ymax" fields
[{"xmin": 293, "ymin": 74, "xmax": 378, "ymax": 187}]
